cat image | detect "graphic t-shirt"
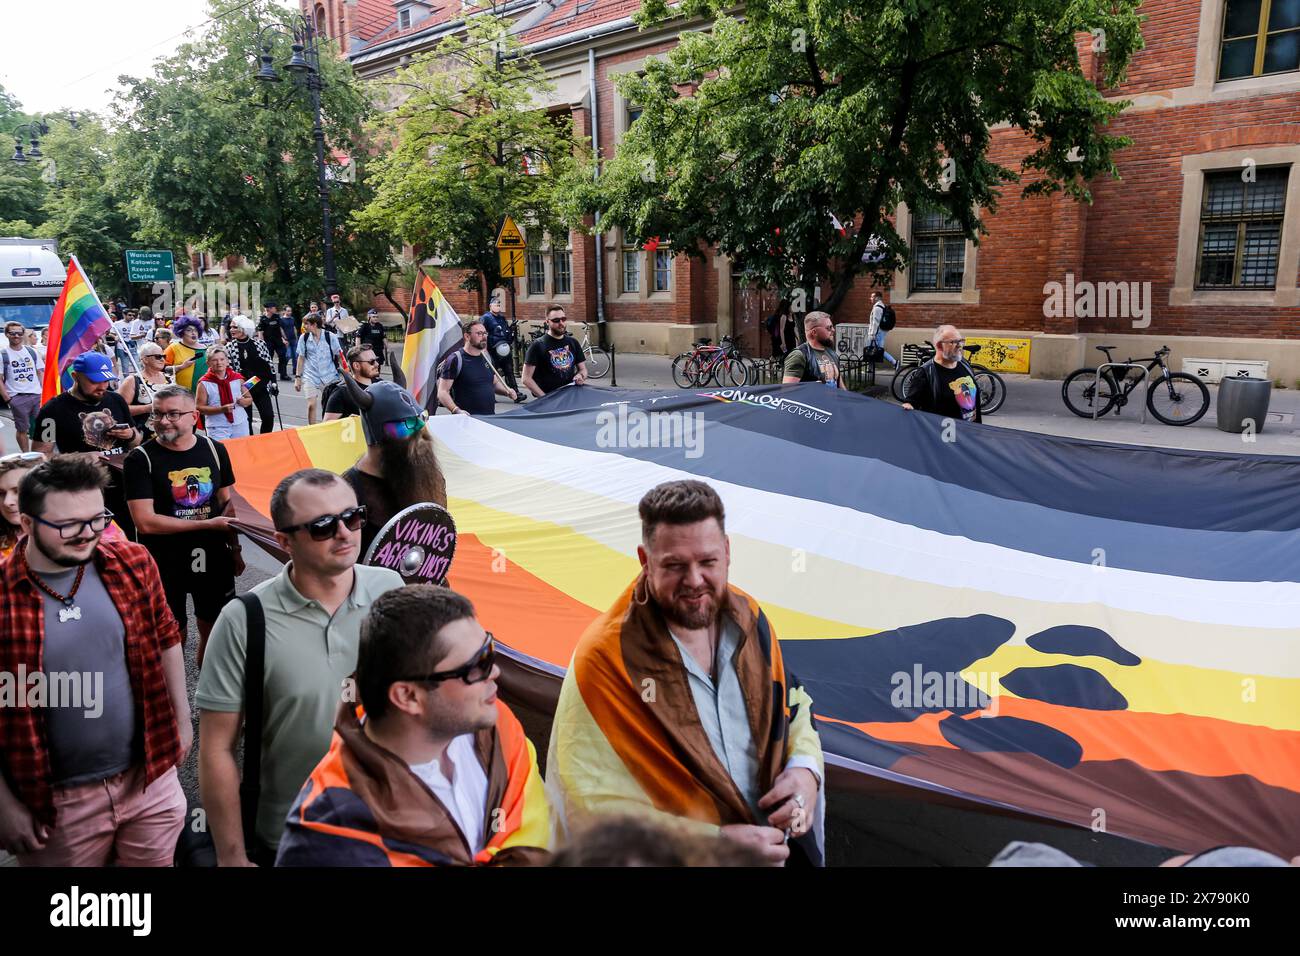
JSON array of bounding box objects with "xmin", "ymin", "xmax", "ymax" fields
[
  {"xmin": 932, "ymin": 361, "xmax": 980, "ymax": 421},
  {"xmin": 31, "ymin": 390, "xmax": 135, "ymax": 457},
  {"xmin": 782, "ymin": 344, "xmax": 841, "ymax": 387},
  {"xmin": 164, "ymin": 341, "xmax": 206, "ymax": 392},
  {"xmin": 524, "ymin": 334, "xmax": 583, "ymax": 394},
  {"xmin": 440, "ymin": 348, "xmax": 497, "ymax": 416},
  {"xmin": 123, "ymin": 436, "xmax": 236, "ymax": 564},
  {"xmin": 3, "ymin": 345, "xmax": 43, "ymax": 395}
]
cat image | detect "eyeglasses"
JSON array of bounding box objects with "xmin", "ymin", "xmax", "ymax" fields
[
  {"xmin": 937, "ymin": 338, "xmax": 965, "ymax": 347},
  {"xmin": 0, "ymin": 451, "xmax": 43, "ymax": 465},
  {"xmin": 549, "ymin": 316, "xmax": 567, "ymax": 323},
  {"xmin": 34, "ymin": 510, "xmax": 114, "ymax": 540},
  {"xmin": 278, "ymin": 505, "xmax": 368, "ymax": 540},
  {"xmin": 382, "ymin": 414, "xmax": 427, "ymax": 441},
  {"xmin": 400, "ymin": 636, "xmax": 497, "ymax": 686},
  {"xmin": 356, "ymin": 356, "xmax": 379, "ymax": 367},
  {"xmin": 151, "ymin": 410, "xmax": 193, "ymax": 421}
]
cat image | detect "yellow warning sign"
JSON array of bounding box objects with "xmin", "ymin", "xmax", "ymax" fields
[
  {"xmin": 496, "ymin": 217, "xmax": 525, "ymax": 249},
  {"xmin": 498, "ymin": 248, "xmax": 525, "ymax": 278}
]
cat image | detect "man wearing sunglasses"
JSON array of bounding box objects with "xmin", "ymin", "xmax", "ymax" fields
[
  {"xmin": 900, "ymin": 324, "xmax": 982, "ymax": 423},
  {"xmin": 277, "ymin": 585, "xmax": 551, "ymax": 866},
  {"xmin": 196, "ymin": 469, "xmax": 403, "ymax": 866},
  {"xmin": 323, "ymin": 344, "xmax": 379, "ymax": 421},
  {"xmin": 521, "ymin": 305, "xmax": 587, "ymax": 398},
  {"xmin": 436, "ymin": 319, "xmax": 518, "ymax": 416},
  {"xmin": 0, "ymin": 454, "xmax": 189, "ymax": 866}
]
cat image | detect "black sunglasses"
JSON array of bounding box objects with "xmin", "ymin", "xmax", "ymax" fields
[
  {"xmin": 399, "ymin": 636, "xmax": 497, "ymax": 686},
  {"xmin": 278, "ymin": 505, "xmax": 368, "ymax": 540}
]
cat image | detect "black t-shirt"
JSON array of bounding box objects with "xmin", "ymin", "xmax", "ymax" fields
[
  {"xmin": 325, "ymin": 379, "xmax": 367, "ymax": 418},
  {"xmin": 525, "ymin": 334, "xmax": 583, "ymax": 394},
  {"xmin": 31, "ymin": 390, "xmax": 136, "ymax": 458},
  {"xmin": 904, "ymin": 360, "xmax": 981, "ymax": 423},
  {"xmin": 257, "ymin": 314, "xmax": 284, "ymax": 346},
  {"xmin": 440, "ymin": 348, "xmax": 497, "ymax": 415},
  {"xmin": 123, "ymin": 435, "xmax": 236, "ymax": 562}
]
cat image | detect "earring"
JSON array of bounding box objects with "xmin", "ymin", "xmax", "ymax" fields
[{"xmin": 632, "ymin": 575, "xmax": 650, "ymax": 606}]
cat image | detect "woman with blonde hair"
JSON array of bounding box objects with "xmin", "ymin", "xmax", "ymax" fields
[{"xmin": 0, "ymin": 451, "xmax": 43, "ymax": 558}]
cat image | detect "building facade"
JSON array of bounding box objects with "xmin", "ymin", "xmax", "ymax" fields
[{"xmin": 306, "ymin": 0, "xmax": 1300, "ymax": 378}]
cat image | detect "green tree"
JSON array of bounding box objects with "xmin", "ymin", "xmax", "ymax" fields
[
  {"xmin": 566, "ymin": 0, "xmax": 1145, "ymax": 314},
  {"xmin": 113, "ymin": 0, "xmax": 393, "ymax": 306},
  {"xmin": 355, "ymin": 10, "xmax": 592, "ymax": 294},
  {"xmin": 38, "ymin": 113, "xmax": 142, "ymax": 297}
]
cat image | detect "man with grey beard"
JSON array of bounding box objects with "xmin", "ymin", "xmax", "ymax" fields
[{"xmin": 123, "ymin": 385, "xmax": 242, "ymax": 664}]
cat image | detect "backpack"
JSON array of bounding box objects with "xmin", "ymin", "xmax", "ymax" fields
[
  {"xmin": 1, "ymin": 345, "xmax": 40, "ymax": 384},
  {"xmin": 878, "ymin": 304, "xmax": 896, "ymax": 332}
]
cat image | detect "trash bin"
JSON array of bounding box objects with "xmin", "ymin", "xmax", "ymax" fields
[{"xmin": 1216, "ymin": 376, "xmax": 1271, "ymax": 434}]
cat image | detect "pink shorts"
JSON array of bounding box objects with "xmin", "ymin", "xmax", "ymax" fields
[{"xmin": 16, "ymin": 764, "xmax": 186, "ymax": 867}]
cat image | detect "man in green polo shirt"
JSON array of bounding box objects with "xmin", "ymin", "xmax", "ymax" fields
[{"xmin": 195, "ymin": 468, "xmax": 403, "ymax": 865}]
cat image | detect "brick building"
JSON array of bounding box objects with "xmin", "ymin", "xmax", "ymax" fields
[{"xmin": 307, "ymin": 0, "xmax": 1300, "ymax": 378}]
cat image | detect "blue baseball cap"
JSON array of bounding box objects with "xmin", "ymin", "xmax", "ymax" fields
[{"xmin": 70, "ymin": 352, "xmax": 117, "ymax": 382}]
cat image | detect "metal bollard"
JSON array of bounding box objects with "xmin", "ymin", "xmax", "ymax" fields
[{"xmin": 609, "ymin": 342, "xmax": 618, "ymax": 387}]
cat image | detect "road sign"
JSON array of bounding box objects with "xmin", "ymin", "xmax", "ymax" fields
[
  {"xmin": 496, "ymin": 217, "xmax": 525, "ymax": 249},
  {"xmin": 498, "ymin": 248, "xmax": 525, "ymax": 278},
  {"xmin": 124, "ymin": 250, "xmax": 175, "ymax": 283}
]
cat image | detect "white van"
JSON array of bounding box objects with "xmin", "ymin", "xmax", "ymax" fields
[{"xmin": 0, "ymin": 238, "xmax": 67, "ymax": 330}]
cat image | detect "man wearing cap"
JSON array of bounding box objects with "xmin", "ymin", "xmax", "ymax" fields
[
  {"xmin": 30, "ymin": 352, "xmax": 141, "ymax": 538},
  {"xmin": 338, "ymin": 372, "xmax": 447, "ymax": 555}
]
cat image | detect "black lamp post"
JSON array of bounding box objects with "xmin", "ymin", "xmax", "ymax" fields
[
  {"xmin": 255, "ymin": 15, "xmax": 339, "ymax": 298},
  {"xmin": 9, "ymin": 123, "xmax": 47, "ymax": 165}
]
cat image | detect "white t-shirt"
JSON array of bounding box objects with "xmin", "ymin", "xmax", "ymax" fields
[
  {"xmin": 129, "ymin": 319, "xmax": 152, "ymax": 342},
  {"xmin": 2, "ymin": 344, "xmax": 44, "ymax": 395},
  {"xmin": 408, "ymin": 734, "xmax": 488, "ymax": 853}
]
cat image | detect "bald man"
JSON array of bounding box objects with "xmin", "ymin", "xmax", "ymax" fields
[{"xmin": 901, "ymin": 325, "xmax": 981, "ymax": 422}]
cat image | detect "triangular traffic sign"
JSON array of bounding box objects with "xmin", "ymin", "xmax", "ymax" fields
[{"xmin": 496, "ymin": 216, "xmax": 525, "ymax": 249}]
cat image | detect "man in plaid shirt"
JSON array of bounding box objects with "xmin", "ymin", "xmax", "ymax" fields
[{"xmin": 0, "ymin": 454, "xmax": 190, "ymax": 866}]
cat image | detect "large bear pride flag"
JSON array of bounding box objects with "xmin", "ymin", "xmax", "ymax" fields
[{"xmin": 220, "ymin": 384, "xmax": 1300, "ymax": 856}]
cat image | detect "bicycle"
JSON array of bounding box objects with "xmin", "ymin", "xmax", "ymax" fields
[
  {"xmin": 890, "ymin": 342, "xmax": 1006, "ymax": 415},
  {"xmin": 574, "ymin": 321, "xmax": 610, "ymax": 379},
  {"xmin": 1061, "ymin": 345, "xmax": 1210, "ymax": 426},
  {"xmin": 671, "ymin": 336, "xmax": 748, "ymax": 387}
]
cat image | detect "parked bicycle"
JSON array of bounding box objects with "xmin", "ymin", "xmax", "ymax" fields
[
  {"xmin": 890, "ymin": 341, "xmax": 1006, "ymax": 415},
  {"xmin": 1061, "ymin": 345, "xmax": 1209, "ymax": 426},
  {"xmin": 573, "ymin": 321, "xmax": 610, "ymax": 379},
  {"xmin": 671, "ymin": 336, "xmax": 748, "ymax": 387}
]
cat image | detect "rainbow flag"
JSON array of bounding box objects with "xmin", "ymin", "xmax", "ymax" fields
[
  {"xmin": 401, "ymin": 270, "xmax": 464, "ymax": 412},
  {"xmin": 41, "ymin": 256, "xmax": 114, "ymax": 402}
]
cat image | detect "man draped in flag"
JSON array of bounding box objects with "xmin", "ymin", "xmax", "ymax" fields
[
  {"xmin": 31, "ymin": 256, "xmax": 142, "ymax": 537},
  {"xmin": 401, "ymin": 270, "xmax": 465, "ymax": 413}
]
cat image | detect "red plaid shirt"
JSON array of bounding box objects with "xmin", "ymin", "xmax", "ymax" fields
[{"xmin": 0, "ymin": 536, "xmax": 182, "ymax": 827}]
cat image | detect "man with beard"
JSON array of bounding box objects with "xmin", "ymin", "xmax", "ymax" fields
[
  {"xmin": 781, "ymin": 311, "xmax": 844, "ymax": 388},
  {"xmin": 338, "ymin": 373, "xmax": 447, "ymax": 555},
  {"xmin": 276, "ymin": 585, "xmax": 551, "ymax": 866},
  {"xmin": 0, "ymin": 454, "xmax": 189, "ymax": 865},
  {"xmin": 123, "ymin": 386, "xmax": 242, "ymax": 663},
  {"xmin": 547, "ymin": 479, "xmax": 825, "ymax": 866},
  {"xmin": 323, "ymin": 343, "xmax": 378, "ymax": 421}
]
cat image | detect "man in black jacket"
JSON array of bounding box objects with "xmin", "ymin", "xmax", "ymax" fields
[{"xmin": 901, "ymin": 324, "xmax": 982, "ymax": 423}]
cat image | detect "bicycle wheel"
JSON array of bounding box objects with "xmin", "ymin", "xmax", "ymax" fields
[
  {"xmin": 1147, "ymin": 372, "xmax": 1210, "ymax": 426},
  {"xmin": 584, "ymin": 345, "xmax": 610, "ymax": 379},
  {"xmin": 1061, "ymin": 368, "xmax": 1117, "ymax": 418},
  {"xmin": 715, "ymin": 355, "xmax": 748, "ymax": 387},
  {"xmin": 671, "ymin": 352, "xmax": 700, "ymax": 388},
  {"xmin": 976, "ymin": 370, "xmax": 1006, "ymax": 415},
  {"xmin": 891, "ymin": 364, "xmax": 922, "ymax": 403}
]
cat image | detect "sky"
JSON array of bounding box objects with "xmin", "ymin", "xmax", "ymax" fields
[{"xmin": 1, "ymin": 0, "xmax": 295, "ymax": 116}]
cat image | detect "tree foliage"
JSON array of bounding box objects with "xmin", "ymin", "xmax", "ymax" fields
[
  {"xmin": 566, "ymin": 0, "xmax": 1145, "ymax": 314},
  {"xmin": 0, "ymin": 84, "xmax": 49, "ymax": 236},
  {"xmin": 355, "ymin": 11, "xmax": 592, "ymax": 292},
  {"xmin": 112, "ymin": 0, "xmax": 394, "ymax": 305}
]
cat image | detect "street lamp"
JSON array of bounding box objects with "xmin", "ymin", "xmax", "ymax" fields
[
  {"xmin": 9, "ymin": 123, "xmax": 47, "ymax": 165},
  {"xmin": 255, "ymin": 15, "xmax": 339, "ymax": 298}
]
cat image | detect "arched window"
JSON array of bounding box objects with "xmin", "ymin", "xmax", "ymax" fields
[{"xmin": 314, "ymin": 4, "xmax": 327, "ymax": 38}]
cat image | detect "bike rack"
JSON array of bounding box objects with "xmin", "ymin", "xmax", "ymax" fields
[{"xmin": 1093, "ymin": 362, "xmax": 1149, "ymax": 424}]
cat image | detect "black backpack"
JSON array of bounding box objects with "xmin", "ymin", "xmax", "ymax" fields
[{"xmin": 878, "ymin": 304, "xmax": 896, "ymax": 332}]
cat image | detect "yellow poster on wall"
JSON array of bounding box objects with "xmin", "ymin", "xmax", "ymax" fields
[{"xmin": 967, "ymin": 336, "xmax": 1031, "ymax": 374}]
